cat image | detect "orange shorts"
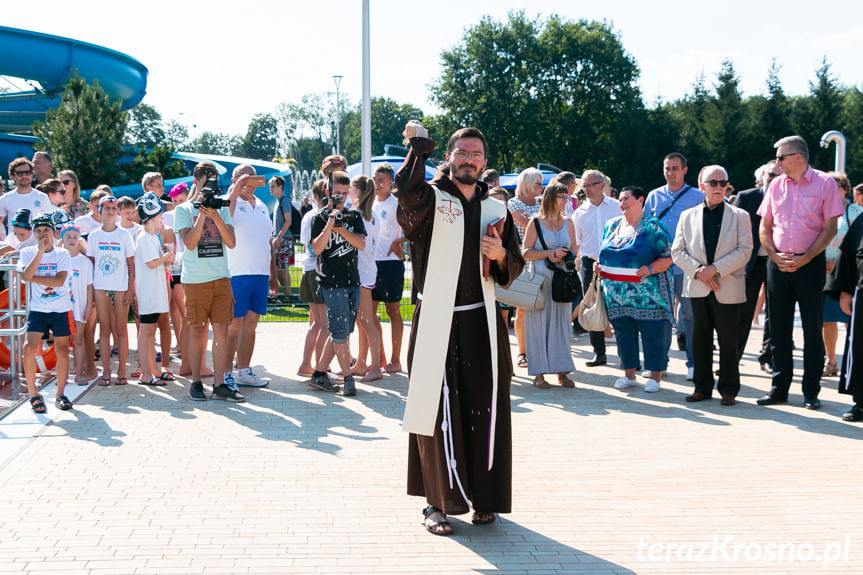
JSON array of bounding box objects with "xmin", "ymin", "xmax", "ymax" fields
[{"xmin": 183, "ymin": 278, "xmax": 234, "ymax": 326}]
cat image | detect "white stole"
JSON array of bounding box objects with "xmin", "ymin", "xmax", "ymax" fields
[{"xmin": 402, "ymin": 185, "xmax": 507, "ymax": 470}]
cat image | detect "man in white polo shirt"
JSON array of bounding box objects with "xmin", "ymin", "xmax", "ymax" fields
[
  {"xmin": 571, "ymin": 169, "xmax": 620, "ymax": 367},
  {"xmin": 225, "ymin": 164, "xmax": 271, "ymax": 388}
]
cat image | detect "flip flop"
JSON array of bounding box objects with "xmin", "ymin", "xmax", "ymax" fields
[
  {"xmin": 516, "ymin": 353, "xmax": 528, "ymax": 368},
  {"xmin": 115, "ymin": 377, "xmax": 128, "ymax": 386},
  {"xmin": 98, "ymin": 377, "xmax": 111, "ymax": 387},
  {"xmin": 471, "ymin": 511, "xmax": 497, "ymax": 525},
  {"xmin": 159, "ymin": 371, "xmax": 176, "ymax": 381},
  {"xmin": 139, "ymin": 377, "xmax": 166, "ymax": 386}
]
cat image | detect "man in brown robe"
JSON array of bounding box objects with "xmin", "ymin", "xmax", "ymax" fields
[{"xmin": 395, "ymin": 122, "xmax": 524, "ymax": 535}]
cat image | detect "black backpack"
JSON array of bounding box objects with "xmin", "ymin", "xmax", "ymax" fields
[{"xmin": 289, "ymin": 204, "xmax": 302, "ymax": 237}]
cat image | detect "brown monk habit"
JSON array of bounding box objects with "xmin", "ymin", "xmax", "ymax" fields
[{"xmin": 394, "ymin": 136, "xmax": 524, "ymax": 515}]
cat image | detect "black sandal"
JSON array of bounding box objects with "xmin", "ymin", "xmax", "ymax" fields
[
  {"xmin": 55, "ymin": 395, "xmax": 72, "ymax": 411},
  {"xmin": 29, "ymin": 394, "xmax": 46, "ymax": 413},
  {"xmin": 516, "ymin": 353, "xmax": 528, "ymax": 368},
  {"xmin": 472, "ymin": 511, "xmax": 497, "ymax": 525},
  {"xmin": 422, "ymin": 506, "xmax": 452, "ymax": 536}
]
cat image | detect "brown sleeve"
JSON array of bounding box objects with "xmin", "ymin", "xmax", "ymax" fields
[
  {"xmin": 393, "ymin": 137, "xmax": 435, "ymax": 241},
  {"xmin": 492, "ymin": 210, "xmax": 525, "ymax": 288}
]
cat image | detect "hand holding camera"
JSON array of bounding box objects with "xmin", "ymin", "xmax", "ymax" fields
[{"xmin": 329, "ymin": 209, "xmax": 344, "ymax": 228}]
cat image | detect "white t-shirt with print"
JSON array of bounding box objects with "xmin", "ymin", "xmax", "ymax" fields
[
  {"xmin": 0, "ymin": 188, "xmax": 51, "ymax": 230},
  {"xmin": 121, "ymin": 222, "xmax": 142, "ymax": 245},
  {"xmin": 134, "ymin": 231, "xmax": 170, "ymax": 315},
  {"xmin": 86, "ymin": 226, "xmax": 136, "ymax": 291},
  {"xmin": 16, "ymin": 245, "xmax": 73, "ymax": 313},
  {"xmin": 68, "ymin": 253, "xmax": 94, "ymax": 323},
  {"xmin": 372, "ymin": 194, "xmax": 404, "ymax": 261},
  {"xmin": 227, "ymin": 197, "xmax": 272, "ymax": 277}
]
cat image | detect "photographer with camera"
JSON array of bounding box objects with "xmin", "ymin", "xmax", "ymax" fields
[
  {"xmin": 308, "ymin": 171, "xmax": 366, "ymax": 396},
  {"xmin": 173, "ymin": 161, "xmax": 243, "ymax": 402},
  {"xmin": 225, "ymin": 164, "xmax": 271, "ymax": 389},
  {"xmin": 520, "ymin": 181, "xmax": 578, "ymax": 389}
]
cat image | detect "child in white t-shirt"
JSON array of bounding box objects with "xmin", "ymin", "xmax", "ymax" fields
[
  {"xmin": 0, "ymin": 208, "xmax": 37, "ymax": 256},
  {"xmin": 86, "ymin": 196, "xmax": 136, "ymax": 386},
  {"xmin": 133, "ymin": 194, "xmax": 174, "ymax": 385},
  {"xmin": 61, "ymin": 223, "xmax": 98, "ymax": 385},
  {"xmin": 17, "ymin": 215, "xmax": 74, "ymax": 412},
  {"xmin": 118, "ymin": 196, "xmax": 142, "ymax": 243}
]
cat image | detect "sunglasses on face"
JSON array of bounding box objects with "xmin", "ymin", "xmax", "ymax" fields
[
  {"xmin": 705, "ymin": 179, "xmax": 728, "ymax": 188},
  {"xmin": 775, "ymin": 152, "xmax": 799, "ymax": 162},
  {"xmin": 12, "ymin": 169, "xmax": 33, "ymax": 176},
  {"xmin": 61, "ymin": 179, "xmax": 73, "ymax": 185}
]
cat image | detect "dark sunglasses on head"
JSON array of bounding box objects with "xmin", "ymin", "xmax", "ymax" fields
[{"xmin": 705, "ymin": 179, "xmax": 728, "ymax": 188}]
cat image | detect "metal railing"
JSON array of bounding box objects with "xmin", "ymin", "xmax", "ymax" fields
[{"xmin": 0, "ymin": 253, "xmax": 30, "ymax": 399}]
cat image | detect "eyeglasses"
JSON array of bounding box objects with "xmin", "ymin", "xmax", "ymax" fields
[
  {"xmin": 61, "ymin": 179, "xmax": 73, "ymax": 185},
  {"xmin": 776, "ymin": 152, "xmax": 799, "ymax": 162},
  {"xmin": 451, "ymin": 150, "xmax": 484, "ymax": 161},
  {"xmin": 583, "ymin": 181, "xmax": 603, "ymax": 189},
  {"xmin": 12, "ymin": 169, "xmax": 33, "ymax": 176},
  {"xmin": 556, "ymin": 194, "xmax": 569, "ymax": 200},
  {"xmin": 704, "ymin": 179, "xmax": 728, "ymax": 188}
]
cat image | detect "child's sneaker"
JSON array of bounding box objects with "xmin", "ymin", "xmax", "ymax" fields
[
  {"xmin": 212, "ymin": 383, "xmax": 246, "ymax": 402},
  {"xmin": 236, "ymin": 369, "xmax": 269, "ymax": 388}
]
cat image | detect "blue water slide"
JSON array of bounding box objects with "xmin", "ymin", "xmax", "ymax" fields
[{"xmin": 0, "ymin": 25, "xmax": 148, "ymax": 133}]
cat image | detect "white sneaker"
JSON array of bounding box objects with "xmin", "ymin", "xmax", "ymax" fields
[
  {"xmin": 236, "ymin": 369, "xmax": 269, "ymax": 388},
  {"xmin": 644, "ymin": 378, "xmax": 661, "ymax": 393},
  {"xmin": 641, "ymin": 370, "xmax": 652, "ymax": 378},
  {"xmin": 614, "ymin": 375, "xmax": 637, "ymax": 389},
  {"xmin": 686, "ymin": 367, "xmax": 694, "ymax": 381}
]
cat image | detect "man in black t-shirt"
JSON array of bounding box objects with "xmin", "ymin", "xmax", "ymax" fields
[{"xmin": 308, "ymin": 171, "xmax": 366, "ymax": 396}]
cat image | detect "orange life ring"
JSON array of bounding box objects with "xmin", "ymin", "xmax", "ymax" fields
[{"xmin": 0, "ymin": 285, "xmax": 61, "ymax": 372}]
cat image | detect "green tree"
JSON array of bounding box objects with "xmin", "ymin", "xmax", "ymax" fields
[
  {"xmin": 704, "ymin": 60, "xmax": 749, "ymax": 188},
  {"xmin": 124, "ymin": 143, "xmax": 189, "ymax": 184},
  {"xmin": 798, "ymin": 59, "xmax": 845, "ymax": 172},
  {"xmin": 236, "ymin": 113, "xmax": 279, "ymax": 160},
  {"xmin": 341, "ymin": 97, "xmax": 424, "ymax": 161},
  {"xmin": 190, "ymin": 131, "xmax": 240, "ymax": 156},
  {"xmin": 164, "ymin": 119, "xmax": 189, "ymax": 150},
  {"xmin": 841, "ymin": 86, "xmax": 863, "ymax": 183},
  {"xmin": 433, "ymin": 12, "xmax": 540, "ymax": 172},
  {"xmin": 31, "ymin": 70, "xmax": 127, "ymax": 188},
  {"xmin": 126, "ymin": 102, "xmax": 165, "ymax": 148}
]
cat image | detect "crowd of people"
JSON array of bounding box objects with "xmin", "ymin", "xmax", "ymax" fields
[{"xmin": 6, "ymin": 125, "xmax": 863, "ymax": 538}]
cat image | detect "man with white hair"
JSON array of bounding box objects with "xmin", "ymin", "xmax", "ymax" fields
[
  {"xmin": 757, "ymin": 136, "xmax": 844, "ymax": 409},
  {"xmin": 225, "ymin": 164, "xmax": 271, "ymax": 389},
  {"xmin": 571, "ymin": 169, "xmax": 619, "ymax": 366},
  {"xmin": 672, "ymin": 165, "xmax": 752, "ymax": 405}
]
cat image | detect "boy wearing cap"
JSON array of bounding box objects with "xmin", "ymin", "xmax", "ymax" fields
[
  {"xmin": 61, "ymin": 223, "xmax": 98, "ymax": 385},
  {"xmin": 86, "ymin": 196, "xmax": 136, "ymax": 386},
  {"xmin": 134, "ymin": 194, "xmax": 174, "ymax": 385},
  {"xmin": 17, "ymin": 216, "xmax": 74, "ymax": 412},
  {"xmin": 1, "ymin": 209, "xmax": 37, "ymax": 253}
]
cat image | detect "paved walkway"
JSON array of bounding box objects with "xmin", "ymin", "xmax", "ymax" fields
[{"xmin": 0, "ymin": 322, "xmax": 861, "ymax": 574}]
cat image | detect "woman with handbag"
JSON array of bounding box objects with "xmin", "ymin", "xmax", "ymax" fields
[
  {"xmin": 597, "ymin": 186, "xmax": 674, "ymax": 393},
  {"xmin": 521, "ymin": 182, "xmax": 577, "ymax": 388},
  {"xmin": 508, "ymin": 168, "xmax": 544, "ymax": 369}
]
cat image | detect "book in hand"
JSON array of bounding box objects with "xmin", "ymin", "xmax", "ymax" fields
[{"xmin": 483, "ymin": 217, "xmax": 505, "ymax": 278}]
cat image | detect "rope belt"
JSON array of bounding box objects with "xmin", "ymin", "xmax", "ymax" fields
[{"xmin": 417, "ymin": 292, "xmax": 484, "ymax": 312}]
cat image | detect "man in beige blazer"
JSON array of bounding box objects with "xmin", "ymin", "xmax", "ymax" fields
[{"xmin": 672, "ymin": 165, "xmax": 753, "ymax": 405}]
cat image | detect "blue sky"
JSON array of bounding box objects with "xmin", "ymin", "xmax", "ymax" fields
[{"xmin": 4, "ymin": 0, "xmax": 861, "ymax": 138}]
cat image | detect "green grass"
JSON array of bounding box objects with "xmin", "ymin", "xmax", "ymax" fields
[{"xmin": 263, "ymin": 265, "xmax": 415, "ymax": 323}]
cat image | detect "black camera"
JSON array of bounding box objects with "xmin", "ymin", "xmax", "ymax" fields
[
  {"xmin": 194, "ymin": 177, "xmax": 230, "ymax": 209},
  {"xmin": 562, "ymin": 249, "xmax": 576, "ymax": 271},
  {"xmin": 329, "ymin": 209, "xmax": 344, "ymax": 228}
]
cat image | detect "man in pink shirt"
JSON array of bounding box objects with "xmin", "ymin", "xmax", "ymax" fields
[{"xmin": 757, "ymin": 135, "xmax": 844, "ymax": 409}]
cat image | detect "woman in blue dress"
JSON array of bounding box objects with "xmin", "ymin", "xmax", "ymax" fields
[{"xmin": 597, "ymin": 186, "xmax": 674, "ymax": 392}]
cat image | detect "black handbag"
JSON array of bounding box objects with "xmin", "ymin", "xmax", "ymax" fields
[{"xmin": 533, "ymin": 218, "xmax": 582, "ymax": 303}]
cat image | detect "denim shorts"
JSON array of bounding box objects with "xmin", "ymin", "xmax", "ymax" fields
[{"xmin": 318, "ymin": 286, "xmax": 360, "ymax": 344}]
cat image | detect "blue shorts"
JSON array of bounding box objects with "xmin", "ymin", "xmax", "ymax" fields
[
  {"xmin": 231, "ymin": 275, "xmax": 269, "ymax": 317},
  {"xmin": 27, "ymin": 310, "xmax": 75, "ymax": 338},
  {"xmin": 318, "ymin": 286, "xmax": 360, "ymax": 344},
  {"xmin": 372, "ymin": 260, "xmax": 405, "ymax": 303}
]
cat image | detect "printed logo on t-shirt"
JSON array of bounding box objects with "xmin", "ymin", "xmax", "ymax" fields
[
  {"xmin": 96, "ymin": 241, "xmax": 122, "ymax": 276},
  {"xmin": 37, "ymin": 263, "xmax": 60, "ymax": 300},
  {"xmin": 198, "ymin": 218, "xmax": 225, "ymax": 258},
  {"xmin": 34, "ymin": 200, "xmax": 41, "ymax": 208}
]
